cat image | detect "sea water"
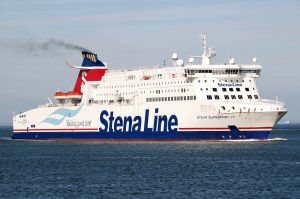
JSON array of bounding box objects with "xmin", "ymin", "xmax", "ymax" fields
[{"xmin": 0, "ymin": 125, "xmax": 300, "ymax": 199}]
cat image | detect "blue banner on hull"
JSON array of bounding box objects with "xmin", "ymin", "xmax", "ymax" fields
[{"xmin": 11, "ymin": 130, "xmax": 270, "ymax": 140}]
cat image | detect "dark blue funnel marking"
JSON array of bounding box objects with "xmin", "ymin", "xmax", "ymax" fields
[{"xmin": 81, "ymin": 51, "xmax": 105, "ymax": 67}]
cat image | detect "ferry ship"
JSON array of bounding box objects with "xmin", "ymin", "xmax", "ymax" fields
[{"xmin": 12, "ymin": 34, "xmax": 287, "ymax": 140}]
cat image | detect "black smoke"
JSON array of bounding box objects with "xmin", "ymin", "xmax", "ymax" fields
[{"xmin": 0, "ymin": 39, "xmax": 91, "ymax": 56}]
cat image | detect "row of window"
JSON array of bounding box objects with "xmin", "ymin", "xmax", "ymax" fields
[
  {"xmin": 187, "ymin": 69, "xmax": 261, "ymax": 75},
  {"xmin": 240, "ymin": 70, "xmax": 260, "ymax": 74},
  {"xmin": 187, "ymin": 69, "xmax": 240, "ymax": 75},
  {"xmin": 210, "ymin": 87, "xmax": 253, "ymax": 92},
  {"xmin": 98, "ymin": 80, "xmax": 191, "ymax": 90},
  {"xmin": 154, "ymin": 88, "xmax": 188, "ymax": 94},
  {"xmin": 96, "ymin": 92, "xmax": 137, "ymax": 97},
  {"xmin": 96, "ymin": 86, "xmax": 254, "ymax": 97},
  {"xmin": 89, "ymin": 98, "xmax": 133, "ymax": 104},
  {"xmin": 99, "ymin": 78, "xmax": 255, "ymax": 90},
  {"xmin": 146, "ymin": 96, "xmax": 197, "ymax": 102},
  {"xmin": 207, "ymin": 94, "xmax": 259, "ymax": 100},
  {"xmin": 97, "ymin": 87, "xmax": 190, "ymax": 97},
  {"xmin": 198, "ymin": 79, "xmax": 253, "ymax": 83}
]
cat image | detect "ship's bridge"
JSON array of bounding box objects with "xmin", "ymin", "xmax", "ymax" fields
[
  {"xmin": 172, "ymin": 33, "xmax": 262, "ymax": 79},
  {"xmin": 184, "ymin": 64, "xmax": 261, "ymax": 79}
]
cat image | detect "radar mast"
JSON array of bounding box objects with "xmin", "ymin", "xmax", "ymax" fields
[{"xmin": 200, "ymin": 33, "xmax": 216, "ymax": 65}]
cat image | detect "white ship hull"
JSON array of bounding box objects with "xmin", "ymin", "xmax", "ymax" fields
[{"xmin": 13, "ymin": 100, "xmax": 286, "ymax": 140}]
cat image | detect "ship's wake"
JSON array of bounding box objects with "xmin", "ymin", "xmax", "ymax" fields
[
  {"xmin": 221, "ymin": 138, "xmax": 287, "ymax": 142},
  {"xmin": 0, "ymin": 137, "xmax": 12, "ymax": 141}
]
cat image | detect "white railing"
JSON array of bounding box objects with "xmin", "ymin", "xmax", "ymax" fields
[{"xmin": 260, "ymin": 99, "xmax": 285, "ymax": 106}]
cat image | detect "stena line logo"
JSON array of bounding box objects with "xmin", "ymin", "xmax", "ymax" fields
[{"xmin": 99, "ymin": 108, "xmax": 178, "ymax": 133}]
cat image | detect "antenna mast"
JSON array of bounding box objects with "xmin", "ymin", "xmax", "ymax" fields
[
  {"xmin": 201, "ymin": 32, "xmax": 208, "ymax": 56},
  {"xmin": 199, "ymin": 32, "xmax": 216, "ymax": 65}
]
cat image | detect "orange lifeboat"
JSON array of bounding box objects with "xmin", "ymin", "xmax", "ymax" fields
[
  {"xmin": 54, "ymin": 92, "xmax": 66, "ymax": 97},
  {"xmin": 54, "ymin": 91, "xmax": 82, "ymax": 99},
  {"xmin": 66, "ymin": 91, "xmax": 82, "ymax": 96}
]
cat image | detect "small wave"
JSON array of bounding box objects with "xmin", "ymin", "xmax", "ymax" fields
[
  {"xmin": 0, "ymin": 137, "xmax": 37, "ymax": 142},
  {"xmin": 220, "ymin": 138, "xmax": 287, "ymax": 142},
  {"xmin": 266, "ymin": 138, "xmax": 288, "ymax": 141},
  {"xmin": 0, "ymin": 137, "xmax": 56, "ymax": 142},
  {"xmin": 0, "ymin": 137, "xmax": 12, "ymax": 141},
  {"xmin": 221, "ymin": 139, "xmax": 261, "ymax": 142}
]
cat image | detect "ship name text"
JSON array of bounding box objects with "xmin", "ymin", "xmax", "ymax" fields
[{"xmin": 99, "ymin": 108, "xmax": 178, "ymax": 133}]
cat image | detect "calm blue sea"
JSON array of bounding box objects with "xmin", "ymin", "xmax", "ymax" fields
[{"xmin": 1, "ymin": 125, "xmax": 300, "ymax": 199}]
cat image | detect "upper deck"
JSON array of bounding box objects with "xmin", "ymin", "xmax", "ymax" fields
[{"xmin": 51, "ymin": 33, "xmax": 271, "ymax": 108}]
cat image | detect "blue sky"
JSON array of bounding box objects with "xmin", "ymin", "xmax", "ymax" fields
[{"xmin": 0, "ymin": 0, "xmax": 299, "ymax": 125}]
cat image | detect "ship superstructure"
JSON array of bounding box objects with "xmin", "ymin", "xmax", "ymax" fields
[{"xmin": 12, "ymin": 34, "xmax": 287, "ymax": 140}]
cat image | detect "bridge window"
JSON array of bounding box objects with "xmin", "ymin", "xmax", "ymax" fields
[
  {"xmin": 245, "ymin": 88, "xmax": 250, "ymax": 92},
  {"xmin": 229, "ymin": 88, "xmax": 234, "ymax": 92},
  {"xmin": 207, "ymin": 95, "xmax": 212, "ymax": 100},
  {"xmin": 236, "ymin": 88, "xmax": 240, "ymax": 92},
  {"xmin": 224, "ymin": 95, "xmax": 229, "ymax": 100},
  {"xmin": 214, "ymin": 95, "xmax": 220, "ymax": 100},
  {"xmin": 247, "ymin": 95, "xmax": 252, "ymax": 99},
  {"xmin": 254, "ymin": 95, "xmax": 259, "ymax": 99},
  {"xmin": 231, "ymin": 95, "xmax": 236, "ymax": 99},
  {"xmin": 213, "ymin": 88, "xmax": 217, "ymax": 92},
  {"xmin": 222, "ymin": 88, "xmax": 227, "ymax": 92}
]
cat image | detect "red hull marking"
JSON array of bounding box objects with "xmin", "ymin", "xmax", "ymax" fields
[
  {"xmin": 239, "ymin": 127, "xmax": 272, "ymax": 130},
  {"xmin": 12, "ymin": 138, "xmax": 268, "ymax": 142},
  {"xmin": 179, "ymin": 128, "xmax": 228, "ymax": 130},
  {"xmin": 179, "ymin": 126, "xmax": 272, "ymax": 131},
  {"xmin": 14, "ymin": 126, "xmax": 273, "ymax": 132},
  {"xmin": 13, "ymin": 128, "xmax": 98, "ymax": 132}
]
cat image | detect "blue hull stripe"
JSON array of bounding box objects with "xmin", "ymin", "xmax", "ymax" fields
[{"xmin": 11, "ymin": 130, "xmax": 270, "ymax": 140}]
